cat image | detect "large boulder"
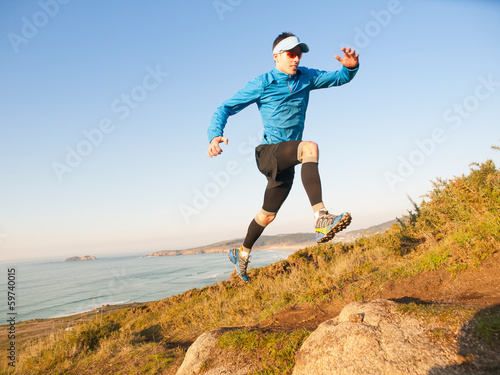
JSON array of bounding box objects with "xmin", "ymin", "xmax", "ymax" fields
[
  {"xmin": 176, "ymin": 327, "xmax": 250, "ymax": 375},
  {"xmin": 176, "ymin": 328, "xmax": 221, "ymax": 375},
  {"xmin": 293, "ymin": 299, "xmax": 462, "ymax": 375}
]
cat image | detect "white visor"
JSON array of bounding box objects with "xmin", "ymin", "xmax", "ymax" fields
[{"xmin": 272, "ymin": 36, "xmax": 309, "ymax": 54}]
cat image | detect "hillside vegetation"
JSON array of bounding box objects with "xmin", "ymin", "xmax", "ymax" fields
[{"xmin": 2, "ymin": 156, "xmax": 499, "ymax": 374}]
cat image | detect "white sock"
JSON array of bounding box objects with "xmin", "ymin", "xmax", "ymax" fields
[
  {"xmin": 314, "ymin": 209, "xmax": 328, "ymax": 220},
  {"xmin": 240, "ymin": 246, "xmax": 250, "ymax": 259}
]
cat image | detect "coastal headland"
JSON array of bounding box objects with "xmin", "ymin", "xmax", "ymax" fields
[{"xmin": 144, "ymin": 220, "xmax": 397, "ymax": 257}]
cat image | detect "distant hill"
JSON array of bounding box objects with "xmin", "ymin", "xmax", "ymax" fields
[
  {"xmin": 332, "ymin": 219, "xmax": 399, "ymax": 243},
  {"xmin": 144, "ymin": 219, "xmax": 398, "ymax": 257}
]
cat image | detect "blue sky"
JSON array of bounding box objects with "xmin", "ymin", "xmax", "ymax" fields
[{"xmin": 1, "ymin": 0, "xmax": 499, "ymax": 261}]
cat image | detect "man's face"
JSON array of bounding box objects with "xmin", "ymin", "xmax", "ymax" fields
[{"xmin": 274, "ymin": 46, "xmax": 302, "ymax": 75}]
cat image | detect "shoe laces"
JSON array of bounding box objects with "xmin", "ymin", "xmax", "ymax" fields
[
  {"xmin": 316, "ymin": 212, "xmax": 334, "ymax": 226},
  {"xmin": 239, "ymin": 254, "xmax": 251, "ymax": 267}
]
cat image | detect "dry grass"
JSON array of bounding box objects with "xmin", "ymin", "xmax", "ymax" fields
[{"xmin": 2, "ymin": 157, "xmax": 499, "ymax": 374}]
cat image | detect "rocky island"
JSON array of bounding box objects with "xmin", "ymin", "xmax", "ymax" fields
[{"xmin": 65, "ymin": 255, "xmax": 97, "ymax": 262}]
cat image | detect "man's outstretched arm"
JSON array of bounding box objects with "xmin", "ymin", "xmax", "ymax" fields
[
  {"xmin": 207, "ymin": 77, "xmax": 263, "ymax": 151},
  {"xmin": 309, "ymin": 47, "xmax": 360, "ymax": 89}
]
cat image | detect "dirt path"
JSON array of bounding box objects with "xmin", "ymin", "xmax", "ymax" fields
[
  {"xmin": 170, "ymin": 252, "xmax": 499, "ymax": 374},
  {"xmin": 255, "ymin": 252, "xmax": 500, "ymax": 333}
]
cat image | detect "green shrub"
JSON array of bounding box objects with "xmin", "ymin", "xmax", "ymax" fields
[
  {"xmin": 218, "ymin": 329, "xmax": 311, "ymax": 374},
  {"xmin": 67, "ymin": 316, "xmax": 121, "ymax": 352}
]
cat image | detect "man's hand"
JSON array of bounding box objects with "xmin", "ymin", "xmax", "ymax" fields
[
  {"xmin": 207, "ymin": 136, "xmax": 229, "ymax": 158},
  {"xmin": 335, "ymin": 47, "xmax": 359, "ymax": 69}
]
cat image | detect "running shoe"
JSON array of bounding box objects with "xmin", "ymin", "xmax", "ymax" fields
[
  {"xmin": 315, "ymin": 211, "xmax": 352, "ymax": 243},
  {"xmin": 228, "ymin": 247, "xmax": 250, "ymax": 282}
]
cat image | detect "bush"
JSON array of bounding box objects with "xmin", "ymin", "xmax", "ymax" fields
[{"xmin": 67, "ymin": 316, "xmax": 121, "ymax": 352}]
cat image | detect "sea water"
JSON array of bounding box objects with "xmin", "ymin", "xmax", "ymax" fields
[{"xmin": 0, "ymin": 250, "xmax": 294, "ymax": 322}]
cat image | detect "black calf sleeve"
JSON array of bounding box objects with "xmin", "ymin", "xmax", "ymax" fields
[
  {"xmin": 243, "ymin": 219, "xmax": 266, "ymax": 250},
  {"xmin": 301, "ymin": 161, "xmax": 322, "ymax": 207}
]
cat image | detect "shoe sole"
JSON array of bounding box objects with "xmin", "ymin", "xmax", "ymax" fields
[
  {"xmin": 228, "ymin": 249, "xmax": 237, "ymax": 265},
  {"xmin": 317, "ymin": 212, "xmax": 352, "ymax": 243}
]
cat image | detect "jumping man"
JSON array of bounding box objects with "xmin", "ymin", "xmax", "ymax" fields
[{"xmin": 207, "ymin": 32, "xmax": 359, "ymax": 281}]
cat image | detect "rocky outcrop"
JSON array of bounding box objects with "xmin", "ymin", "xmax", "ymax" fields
[
  {"xmin": 293, "ymin": 299, "xmax": 462, "ymax": 375},
  {"xmin": 176, "ymin": 329, "xmax": 219, "ymax": 375},
  {"xmin": 178, "ymin": 299, "xmax": 498, "ymax": 374},
  {"xmin": 176, "ymin": 327, "xmax": 244, "ymax": 375},
  {"xmin": 65, "ymin": 255, "xmax": 96, "ymax": 262}
]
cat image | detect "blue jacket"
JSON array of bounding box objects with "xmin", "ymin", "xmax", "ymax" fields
[{"xmin": 208, "ymin": 65, "xmax": 359, "ymax": 144}]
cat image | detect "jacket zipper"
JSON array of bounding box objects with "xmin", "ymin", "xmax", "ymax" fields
[{"xmin": 287, "ymin": 75, "xmax": 292, "ymax": 94}]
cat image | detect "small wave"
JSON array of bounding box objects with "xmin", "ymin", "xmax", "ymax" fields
[{"xmin": 48, "ymin": 299, "xmax": 132, "ymax": 319}]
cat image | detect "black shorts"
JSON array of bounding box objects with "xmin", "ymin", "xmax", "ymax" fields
[
  {"xmin": 255, "ymin": 143, "xmax": 292, "ymax": 188},
  {"xmin": 255, "ymin": 140, "xmax": 303, "ymax": 213}
]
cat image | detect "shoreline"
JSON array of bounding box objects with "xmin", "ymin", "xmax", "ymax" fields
[
  {"xmin": 0, "ymin": 302, "xmax": 144, "ymax": 351},
  {"xmin": 4, "ymin": 248, "xmax": 300, "ymax": 324},
  {"xmin": 144, "ymin": 243, "xmax": 311, "ymax": 257},
  {"xmin": 0, "ymin": 247, "xmax": 304, "ymax": 350}
]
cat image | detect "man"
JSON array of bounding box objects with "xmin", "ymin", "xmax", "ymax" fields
[{"xmin": 207, "ymin": 32, "xmax": 359, "ymax": 281}]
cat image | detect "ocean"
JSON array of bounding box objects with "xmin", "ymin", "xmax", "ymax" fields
[{"xmin": 1, "ymin": 250, "xmax": 294, "ymax": 322}]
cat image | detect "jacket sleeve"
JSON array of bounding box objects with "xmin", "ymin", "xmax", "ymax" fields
[
  {"xmin": 207, "ymin": 77, "xmax": 263, "ymax": 143},
  {"xmin": 308, "ymin": 65, "xmax": 359, "ymax": 89}
]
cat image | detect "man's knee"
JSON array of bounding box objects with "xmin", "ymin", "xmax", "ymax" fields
[
  {"xmin": 256, "ymin": 211, "xmax": 276, "ymax": 226},
  {"xmin": 299, "ymin": 141, "xmax": 319, "ymax": 161}
]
